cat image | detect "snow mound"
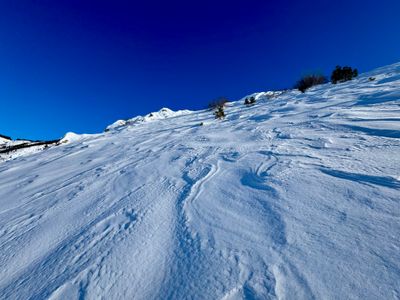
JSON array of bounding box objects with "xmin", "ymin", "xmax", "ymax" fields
[
  {"xmin": 60, "ymin": 132, "xmax": 83, "ymax": 143},
  {"xmin": 0, "ymin": 134, "xmax": 12, "ymax": 144},
  {"xmin": 105, "ymin": 119, "xmax": 127, "ymax": 131},
  {"xmin": 105, "ymin": 107, "xmax": 192, "ymax": 131}
]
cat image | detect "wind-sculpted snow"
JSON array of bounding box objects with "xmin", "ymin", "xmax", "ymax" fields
[{"xmin": 0, "ymin": 62, "xmax": 400, "ymax": 299}]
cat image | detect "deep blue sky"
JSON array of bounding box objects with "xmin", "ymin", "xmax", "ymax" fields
[{"xmin": 1, "ymin": 0, "xmax": 399, "ymax": 140}]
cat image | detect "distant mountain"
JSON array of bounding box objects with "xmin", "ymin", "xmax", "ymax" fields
[
  {"xmin": 0, "ymin": 135, "xmax": 60, "ymax": 162},
  {"xmin": 0, "ymin": 133, "xmax": 12, "ymax": 143}
]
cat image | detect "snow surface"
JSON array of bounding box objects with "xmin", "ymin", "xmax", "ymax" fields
[
  {"xmin": 0, "ymin": 137, "xmax": 10, "ymax": 144},
  {"xmin": 0, "ymin": 137, "xmax": 65, "ymax": 162},
  {"xmin": 1, "ymin": 63, "xmax": 400, "ymax": 299},
  {"xmin": 0, "ymin": 138, "xmax": 45, "ymax": 162},
  {"xmin": 105, "ymin": 107, "xmax": 192, "ymax": 131},
  {"xmin": 1, "ymin": 132, "xmax": 88, "ymax": 162}
]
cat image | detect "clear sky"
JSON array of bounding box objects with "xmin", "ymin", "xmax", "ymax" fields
[{"xmin": 1, "ymin": 0, "xmax": 399, "ymax": 140}]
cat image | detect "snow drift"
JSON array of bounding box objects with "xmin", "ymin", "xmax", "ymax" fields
[{"xmin": 0, "ymin": 63, "xmax": 399, "ymax": 299}]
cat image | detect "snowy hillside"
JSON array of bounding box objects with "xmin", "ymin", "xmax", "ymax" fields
[
  {"xmin": 0, "ymin": 135, "xmax": 11, "ymax": 144},
  {"xmin": 0, "ymin": 137, "xmax": 61, "ymax": 162},
  {"xmin": 105, "ymin": 107, "xmax": 192, "ymax": 131},
  {"xmin": 0, "ymin": 63, "xmax": 399, "ymax": 299}
]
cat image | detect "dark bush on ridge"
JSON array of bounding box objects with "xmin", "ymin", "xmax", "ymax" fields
[
  {"xmin": 331, "ymin": 66, "xmax": 358, "ymax": 84},
  {"xmin": 214, "ymin": 105, "xmax": 225, "ymax": 119},
  {"xmin": 244, "ymin": 96, "xmax": 256, "ymax": 105},
  {"xmin": 208, "ymin": 97, "xmax": 229, "ymax": 109},
  {"xmin": 294, "ymin": 74, "xmax": 327, "ymax": 93}
]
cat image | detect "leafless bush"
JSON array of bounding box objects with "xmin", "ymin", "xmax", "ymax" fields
[
  {"xmin": 208, "ymin": 97, "xmax": 229, "ymax": 109},
  {"xmin": 295, "ymin": 74, "xmax": 327, "ymax": 93}
]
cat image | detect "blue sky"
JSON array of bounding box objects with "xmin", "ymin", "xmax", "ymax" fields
[{"xmin": 1, "ymin": 0, "xmax": 399, "ymax": 140}]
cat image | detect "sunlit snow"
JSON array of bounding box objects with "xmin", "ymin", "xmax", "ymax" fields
[{"xmin": 0, "ymin": 63, "xmax": 399, "ymax": 299}]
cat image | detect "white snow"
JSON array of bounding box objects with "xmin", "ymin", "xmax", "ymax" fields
[
  {"xmin": 0, "ymin": 62, "xmax": 400, "ymax": 299},
  {"xmin": 0, "ymin": 138, "xmax": 46, "ymax": 162},
  {"xmin": 0, "ymin": 144, "xmax": 46, "ymax": 162},
  {"xmin": 105, "ymin": 107, "xmax": 192, "ymax": 131},
  {"xmin": 0, "ymin": 137, "xmax": 10, "ymax": 144},
  {"xmin": 59, "ymin": 132, "xmax": 94, "ymax": 144}
]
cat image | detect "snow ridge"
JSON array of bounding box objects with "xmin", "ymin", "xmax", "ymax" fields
[{"xmin": 105, "ymin": 107, "xmax": 192, "ymax": 131}]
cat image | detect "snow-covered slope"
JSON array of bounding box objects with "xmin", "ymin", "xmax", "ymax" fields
[
  {"xmin": 1, "ymin": 63, "xmax": 400, "ymax": 299},
  {"xmin": 0, "ymin": 137, "xmax": 61, "ymax": 162},
  {"xmin": 0, "ymin": 135, "xmax": 11, "ymax": 144},
  {"xmin": 105, "ymin": 107, "xmax": 192, "ymax": 131}
]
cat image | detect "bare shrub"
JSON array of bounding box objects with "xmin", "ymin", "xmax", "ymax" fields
[
  {"xmin": 331, "ymin": 66, "xmax": 358, "ymax": 84},
  {"xmin": 244, "ymin": 96, "xmax": 256, "ymax": 105},
  {"xmin": 214, "ymin": 106, "xmax": 225, "ymax": 119},
  {"xmin": 208, "ymin": 97, "xmax": 229, "ymax": 110},
  {"xmin": 294, "ymin": 74, "xmax": 327, "ymax": 93}
]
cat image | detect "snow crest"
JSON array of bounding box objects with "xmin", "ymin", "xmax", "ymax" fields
[{"xmin": 106, "ymin": 107, "xmax": 192, "ymax": 131}]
